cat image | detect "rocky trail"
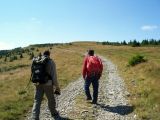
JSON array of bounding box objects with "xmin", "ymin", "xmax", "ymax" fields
[{"xmin": 26, "ymin": 56, "xmax": 136, "ymax": 120}]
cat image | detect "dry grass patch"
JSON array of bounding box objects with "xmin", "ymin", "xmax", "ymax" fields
[
  {"xmin": 0, "ymin": 44, "xmax": 85, "ymax": 119},
  {"xmin": 94, "ymin": 44, "xmax": 160, "ymax": 120}
]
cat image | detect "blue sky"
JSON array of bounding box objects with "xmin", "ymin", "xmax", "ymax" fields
[{"xmin": 0, "ymin": 0, "xmax": 159, "ymax": 50}]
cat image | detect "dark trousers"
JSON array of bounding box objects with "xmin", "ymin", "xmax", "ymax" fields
[
  {"xmin": 32, "ymin": 85, "xmax": 57, "ymax": 120},
  {"xmin": 84, "ymin": 76, "xmax": 99, "ymax": 103}
]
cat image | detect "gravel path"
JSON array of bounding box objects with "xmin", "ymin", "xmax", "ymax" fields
[
  {"xmin": 26, "ymin": 56, "xmax": 136, "ymax": 120},
  {"xmin": 94, "ymin": 56, "xmax": 136, "ymax": 120}
]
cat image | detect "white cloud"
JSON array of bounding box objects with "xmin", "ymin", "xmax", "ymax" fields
[
  {"xmin": 31, "ymin": 17, "xmax": 41, "ymax": 24},
  {"xmin": 31, "ymin": 17, "xmax": 37, "ymax": 21},
  {"xmin": 141, "ymin": 25, "xmax": 158, "ymax": 31}
]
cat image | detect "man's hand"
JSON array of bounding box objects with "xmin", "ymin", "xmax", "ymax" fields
[
  {"xmin": 54, "ymin": 90, "xmax": 60, "ymax": 95},
  {"xmin": 54, "ymin": 88, "xmax": 61, "ymax": 95},
  {"xmin": 83, "ymin": 75, "xmax": 87, "ymax": 80}
]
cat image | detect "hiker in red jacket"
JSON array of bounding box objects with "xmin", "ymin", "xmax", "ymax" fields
[{"xmin": 82, "ymin": 49, "xmax": 103, "ymax": 104}]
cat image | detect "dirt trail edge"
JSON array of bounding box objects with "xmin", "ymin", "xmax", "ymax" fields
[{"xmin": 26, "ymin": 56, "xmax": 136, "ymax": 120}]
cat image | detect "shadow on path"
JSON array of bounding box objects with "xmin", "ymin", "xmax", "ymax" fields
[
  {"xmin": 97, "ymin": 104, "xmax": 134, "ymax": 115},
  {"xmin": 54, "ymin": 115, "xmax": 73, "ymax": 120}
]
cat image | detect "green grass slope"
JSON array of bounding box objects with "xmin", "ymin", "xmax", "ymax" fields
[{"xmin": 0, "ymin": 42, "xmax": 159, "ymax": 120}]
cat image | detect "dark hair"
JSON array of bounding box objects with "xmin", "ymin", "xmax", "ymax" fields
[
  {"xmin": 43, "ymin": 50, "xmax": 50, "ymax": 56},
  {"xmin": 38, "ymin": 52, "xmax": 42, "ymax": 57},
  {"xmin": 88, "ymin": 49, "xmax": 94, "ymax": 56}
]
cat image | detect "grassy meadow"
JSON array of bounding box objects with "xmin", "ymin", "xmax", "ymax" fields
[
  {"xmin": 0, "ymin": 44, "xmax": 84, "ymax": 120},
  {"xmin": 95, "ymin": 45, "xmax": 160, "ymax": 119},
  {"xmin": 0, "ymin": 42, "xmax": 159, "ymax": 119}
]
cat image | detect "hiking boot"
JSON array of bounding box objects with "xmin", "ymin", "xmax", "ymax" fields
[
  {"xmin": 31, "ymin": 118, "xmax": 39, "ymax": 120},
  {"xmin": 91, "ymin": 101, "xmax": 97, "ymax": 104},
  {"xmin": 52, "ymin": 112, "xmax": 60, "ymax": 119},
  {"xmin": 86, "ymin": 97, "xmax": 92, "ymax": 101}
]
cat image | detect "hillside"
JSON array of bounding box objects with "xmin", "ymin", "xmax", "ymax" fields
[{"xmin": 0, "ymin": 42, "xmax": 160, "ymax": 120}]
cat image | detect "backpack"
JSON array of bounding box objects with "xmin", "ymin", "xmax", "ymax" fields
[
  {"xmin": 87, "ymin": 56, "xmax": 103, "ymax": 77},
  {"xmin": 31, "ymin": 56, "xmax": 50, "ymax": 84}
]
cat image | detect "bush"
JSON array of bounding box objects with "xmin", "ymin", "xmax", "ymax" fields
[
  {"xmin": 9, "ymin": 56, "xmax": 18, "ymax": 62},
  {"xmin": 128, "ymin": 54, "xmax": 147, "ymax": 66},
  {"xmin": 68, "ymin": 43, "xmax": 73, "ymax": 45},
  {"xmin": 29, "ymin": 52, "xmax": 34, "ymax": 60},
  {"xmin": 30, "ymin": 47, "xmax": 35, "ymax": 51},
  {"xmin": 20, "ymin": 54, "xmax": 23, "ymax": 58},
  {"xmin": 24, "ymin": 48, "xmax": 30, "ymax": 53},
  {"xmin": 4, "ymin": 57, "xmax": 7, "ymax": 62}
]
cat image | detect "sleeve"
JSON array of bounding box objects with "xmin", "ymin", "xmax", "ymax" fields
[
  {"xmin": 47, "ymin": 60, "xmax": 60, "ymax": 91},
  {"xmin": 82, "ymin": 56, "xmax": 88, "ymax": 79},
  {"xmin": 99, "ymin": 57, "xmax": 103, "ymax": 75}
]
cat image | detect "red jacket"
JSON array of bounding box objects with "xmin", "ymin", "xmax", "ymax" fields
[{"xmin": 82, "ymin": 55, "xmax": 103, "ymax": 79}]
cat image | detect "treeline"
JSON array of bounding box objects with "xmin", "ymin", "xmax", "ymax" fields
[
  {"xmin": 0, "ymin": 47, "xmax": 24, "ymax": 62},
  {"xmin": 0, "ymin": 47, "xmax": 36, "ymax": 72},
  {"xmin": 0, "ymin": 43, "xmax": 56, "ymax": 56},
  {"xmin": 0, "ymin": 47, "xmax": 25, "ymax": 56},
  {"xmin": 0, "ymin": 43, "xmax": 72, "ymax": 62},
  {"xmin": 0, "ymin": 44, "xmax": 51, "ymax": 60},
  {"xmin": 30, "ymin": 43, "xmax": 73, "ymax": 47},
  {"xmin": 99, "ymin": 39, "xmax": 160, "ymax": 47},
  {"xmin": 29, "ymin": 43, "xmax": 62, "ymax": 48},
  {"xmin": 0, "ymin": 47, "xmax": 35, "ymax": 62}
]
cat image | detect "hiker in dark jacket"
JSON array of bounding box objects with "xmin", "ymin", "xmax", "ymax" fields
[
  {"xmin": 31, "ymin": 50, "xmax": 60, "ymax": 120},
  {"xmin": 82, "ymin": 49, "xmax": 103, "ymax": 104}
]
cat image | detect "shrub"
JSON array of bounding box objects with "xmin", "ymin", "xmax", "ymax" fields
[
  {"xmin": 30, "ymin": 47, "xmax": 35, "ymax": 51},
  {"xmin": 29, "ymin": 52, "xmax": 34, "ymax": 60},
  {"xmin": 9, "ymin": 56, "xmax": 18, "ymax": 62},
  {"xmin": 68, "ymin": 43, "xmax": 73, "ymax": 45},
  {"xmin": 20, "ymin": 54, "xmax": 23, "ymax": 58},
  {"xmin": 4, "ymin": 57, "xmax": 7, "ymax": 62},
  {"xmin": 128, "ymin": 54, "xmax": 147, "ymax": 66},
  {"xmin": 13, "ymin": 55, "xmax": 17, "ymax": 60},
  {"xmin": 24, "ymin": 48, "xmax": 30, "ymax": 53}
]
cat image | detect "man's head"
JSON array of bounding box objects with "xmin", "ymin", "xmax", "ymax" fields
[
  {"xmin": 88, "ymin": 49, "xmax": 94, "ymax": 56},
  {"xmin": 43, "ymin": 50, "xmax": 50, "ymax": 56},
  {"xmin": 38, "ymin": 52, "xmax": 42, "ymax": 57}
]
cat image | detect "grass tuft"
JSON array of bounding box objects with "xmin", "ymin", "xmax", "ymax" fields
[
  {"xmin": 17, "ymin": 89, "xmax": 27, "ymax": 95},
  {"xmin": 128, "ymin": 54, "xmax": 147, "ymax": 66}
]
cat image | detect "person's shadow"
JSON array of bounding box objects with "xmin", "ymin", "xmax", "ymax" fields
[{"xmin": 97, "ymin": 104, "xmax": 134, "ymax": 115}]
